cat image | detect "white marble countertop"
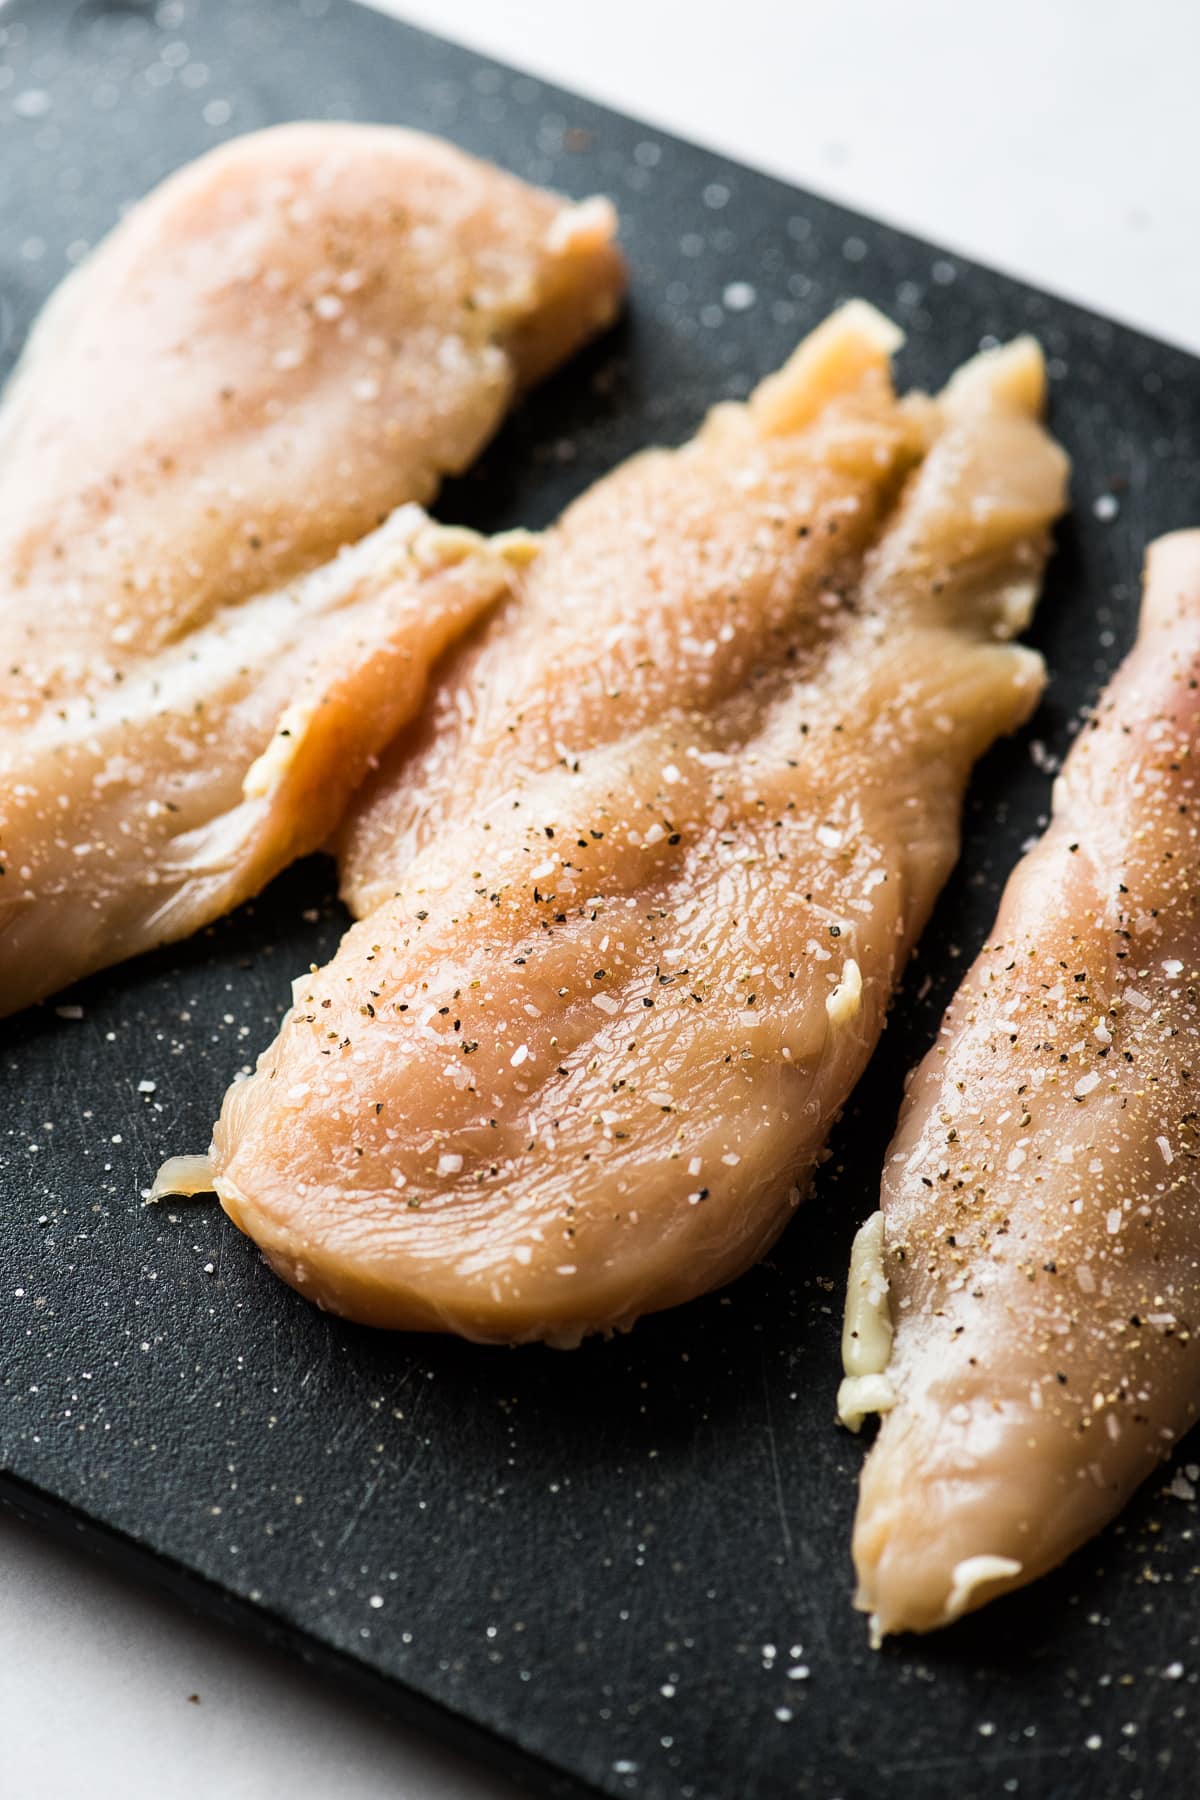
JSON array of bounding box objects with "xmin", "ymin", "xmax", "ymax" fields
[{"xmin": 4, "ymin": 1, "xmax": 1195, "ymax": 1795}]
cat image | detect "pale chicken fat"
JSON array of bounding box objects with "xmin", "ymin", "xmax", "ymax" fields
[
  {"xmin": 0, "ymin": 122, "xmax": 623, "ymax": 1013},
  {"xmin": 850, "ymin": 533, "xmax": 1200, "ymax": 1637},
  {"xmin": 209, "ymin": 302, "xmax": 1068, "ymax": 1343}
]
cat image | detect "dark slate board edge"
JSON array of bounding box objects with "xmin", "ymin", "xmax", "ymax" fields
[
  {"xmin": 0, "ymin": 1467, "xmax": 595, "ymax": 1800},
  {"xmin": 353, "ymin": 0, "xmax": 1194, "ymax": 376}
]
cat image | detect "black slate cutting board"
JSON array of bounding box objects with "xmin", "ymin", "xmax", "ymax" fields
[{"xmin": 3, "ymin": 3, "xmax": 1200, "ymax": 1796}]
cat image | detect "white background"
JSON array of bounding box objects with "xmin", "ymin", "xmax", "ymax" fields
[{"xmin": 4, "ymin": 1, "xmax": 1198, "ymax": 1796}]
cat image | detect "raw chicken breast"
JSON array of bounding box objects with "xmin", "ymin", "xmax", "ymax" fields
[
  {"xmin": 848, "ymin": 532, "xmax": 1200, "ymax": 1637},
  {"xmin": 0, "ymin": 122, "xmax": 622, "ymax": 1013},
  {"xmin": 208, "ymin": 303, "xmax": 1067, "ymax": 1343}
]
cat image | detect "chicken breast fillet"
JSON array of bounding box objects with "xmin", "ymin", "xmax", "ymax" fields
[
  {"xmin": 847, "ymin": 532, "xmax": 1200, "ymax": 1637},
  {"xmin": 0, "ymin": 122, "xmax": 623, "ymax": 1014},
  {"xmin": 206, "ymin": 303, "xmax": 1068, "ymax": 1344}
]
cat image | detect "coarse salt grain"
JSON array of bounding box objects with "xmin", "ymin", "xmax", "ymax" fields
[{"xmin": 723, "ymin": 281, "xmax": 756, "ymax": 311}]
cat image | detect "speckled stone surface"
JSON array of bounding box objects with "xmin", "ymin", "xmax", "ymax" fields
[{"xmin": 2, "ymin": 3, "xmax": 1200, "ymax": 1797}]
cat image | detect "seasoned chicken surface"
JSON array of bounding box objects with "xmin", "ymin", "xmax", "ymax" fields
[
  {"xmin": 208, "ymin": 303, "xmax": 1068, "ymax": 1343},
  {"xmin": 849, "ymin": 533, "xmax": 1200, "ymax": 1637},
  {"xmin": 0, "ymin": 122, "xmax": 623, "ymax": 1013}
]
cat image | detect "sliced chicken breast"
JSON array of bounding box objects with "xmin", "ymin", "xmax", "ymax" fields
[
  {"xmin": 848, "ymin": 532, "xmax": 1200, "ymax": 1636},
  {"xmin": 205, "ymin": 302, "xmax": 1067, "ymax": 1343},
  {"xmin": 0, "ymin": 121, "xmax": 622, "ymax": 1013}
]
